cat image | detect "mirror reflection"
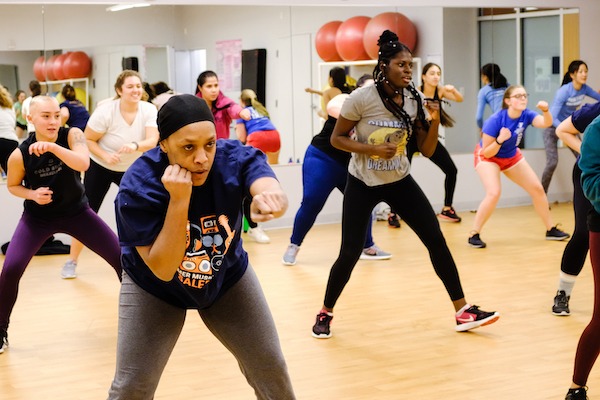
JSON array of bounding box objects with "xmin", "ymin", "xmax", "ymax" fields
[{"xmin": 0, "ymin": 4, "xmax": 582, "ymax": 160}]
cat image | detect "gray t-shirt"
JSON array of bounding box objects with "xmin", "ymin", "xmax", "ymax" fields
[{"xmin": 341, "ymin": 84, "xmax": 426, "ymax": 187}]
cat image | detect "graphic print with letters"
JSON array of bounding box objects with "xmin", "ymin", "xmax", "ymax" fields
[{"xmin": 178, "ymin": 214, "xmax": 235, "ymax": 289}]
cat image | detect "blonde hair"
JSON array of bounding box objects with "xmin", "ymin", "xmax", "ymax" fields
[
  {"xmin": 0, "ymin": 84, "xmax": 13, "ymax": 109},
  {"xmin": 240, "ymin": 89, "xmax": 269, "ymax": 118}
]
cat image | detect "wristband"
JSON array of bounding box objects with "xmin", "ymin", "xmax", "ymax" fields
[
  {"xmin": 132, "ymin": 141, "xmax": 139, "ymax": 150},
  {"xmin": 495, "ymin": 138, "xmax": 503, "ymax": 145}
]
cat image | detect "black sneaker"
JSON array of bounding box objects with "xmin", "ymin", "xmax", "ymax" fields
[
  {"xmin": 0, "ymin": 329, "xmax": 8, "ymax": 354},
  {"xmin": 455, "ymin": 305, "xmax": 500, "ymax": 332},
  {"xmin": 468, "ymin": 233, "xmax": 487, "ymax": 248},
  {"xmin": 388, "ymin": 213, "xmax": 401, "ymax": 229},
  {"xmin": 553, "ymin": 290, "xmax": 571, "ymax": 316},
  {"xmin": 546, "ymin": 225, "xmax": 570, "ymax": 241},
  {"xmin": 565, "ymin": 387, "xmax": 588, "ymax": 400},
  {"xmin": 312, "ymin": 312, "xmax": 333, "ymax": 339},
  {"xmin": 438, "ymin": 207, "xmax": 462, "ymax": 222}
]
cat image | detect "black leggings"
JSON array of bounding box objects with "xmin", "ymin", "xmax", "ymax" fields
[
  {"xmin": 561, "ymin": 163, "xmax": 592, "ymax": 276},
  {"xmin": 408, "ymin": 139, "xmax": 457, "ymax": 207},
  {"xmin": 84, "ymin": 159, "xmax": 125, "ymax": 212},
  {"xmin": 323, "ymin": 174, "xmax": 465, "ymax": 308}
]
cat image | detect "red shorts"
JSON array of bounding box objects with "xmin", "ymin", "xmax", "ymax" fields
[
  {"xmin": 473, "ymin": 143, "xmax": 523, "ymax": 171},
  {"xmin": 247, "ymin": 130, "xmax": 281, "ymax": 153}
]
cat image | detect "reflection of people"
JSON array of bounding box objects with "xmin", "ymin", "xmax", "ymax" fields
[
  {"xmin": 59, "ymin": 84, "xmax": 90, "ymax": 130},
  {"xmin": 0, "ymin": 96, "xmax": 121, "ymax": 354},
  {"xmin": 311, "ymin": 30, "xmax": 499, "ymax": 339},
  {"xmin": 282, "ymin": 91, "xmax": 391, "ymax": 266},
  {"xmin": 107, "ymin": 94, "xmax": 295, "ymax": 399},
  {"xmin": 150, "ymin": 81, "xmax": 177, "ymax": 110},
  {"xmin": 0, "ymin": 84, "xmax": 19, "ymax": 173},
  {"xmin": 13, "ymin": 90, "xmax": 27, "ymax": 139},
  {"xmin": 236, "ymin": 89, "xmax": 281, "ymax": 244},
  {"xmin": 411, "ymin": 62, "xmax": 463, "ymax": 222},
  {"xmin": 196, "ymin": 70, "xmax": 250, "ymax": 140},
  {"xmin": 305, "ymin": 66, "xmax": 350, "ymax": 119},
  {"xmin": 468, "ymin": 85, "xmax": 569, "ymax": 248},
  {"xmin": 21, "ymin": 80, "xmax": 42, "ymax": 134},
  {"xmin": 564, "ymin": 111, "xmax": 600, "ymax": 400},
  {"xmin": 236, "ymin": 89, "xmax": 281, "ymax": 165},
  {"xmin": 541, "ymin": 60, "xmax": 600, "ymax": 193},
  {"xmin": 61, "ymin": 70, "xmax": 159, "ymax": 279},
  {"xmin": 551, "ymin": 101, "xmax": 600, "ymax": 316},
  {"xmin": 476, "ymin": 63, "xmax": 508, "ymax": 129}
]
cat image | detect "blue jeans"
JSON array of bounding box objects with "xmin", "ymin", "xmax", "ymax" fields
[{"xmin": 290, "ymin": 145, "xmax": 374, "ymax": 248}]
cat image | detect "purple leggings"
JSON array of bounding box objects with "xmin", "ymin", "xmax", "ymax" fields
[{"xmin": 0, "ymin": 206, "xmax": 122, "ymax": 332}]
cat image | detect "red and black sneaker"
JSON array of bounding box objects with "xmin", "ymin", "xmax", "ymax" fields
[{"xmin": 438, "ymin": 207, "xmax": 462, "ymax": 222}]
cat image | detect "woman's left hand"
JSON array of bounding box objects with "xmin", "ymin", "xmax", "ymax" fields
[
  {"xmin": 536, "ymin": 100, "xmax": 549, "ymax": 112},
  {"xmin": 250, "ymin": 191, "xmax": 286, "ymax": 222}
]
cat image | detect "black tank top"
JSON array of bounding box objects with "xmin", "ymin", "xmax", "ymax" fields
[
  {"xmin": 20, "ymin": 127, "xmax": 87, "ymax": 219},
  {"xmin": 310, "ymin": 116, "xmax": 351, "ymax": 166}
]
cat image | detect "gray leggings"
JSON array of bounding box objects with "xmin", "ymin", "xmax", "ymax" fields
[
  {"xmin": 542, "ymin": 126, "xmax": 578, "ymax": 193},
  {"xmin": 107, "ymin": 267, "xmax": 296, "ymax": 400}
]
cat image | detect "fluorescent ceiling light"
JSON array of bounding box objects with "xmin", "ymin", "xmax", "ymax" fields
[{"xmin": 106, "ymin": 3, "xmax": 150, "ymax": 12}]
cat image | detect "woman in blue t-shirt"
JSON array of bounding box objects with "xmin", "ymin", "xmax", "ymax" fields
[
  {"xmin": 541, "ymin": 60, "xmax": 600, "ymax": 193},
  {"xmin": 468, "ymin": 85, "xmax": 570, "ymax": 248},
  {"xmin": 107, "ymin": 94, "xmax": 295, "ymax": 399},
  {"xmin": 475, "ymin": 63, "xmax": 509, "ymax": 129}
]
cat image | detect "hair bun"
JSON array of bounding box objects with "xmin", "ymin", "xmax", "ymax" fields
[{"xmin": 377, "ymin": 30, "xmax": 399, "ymax": 47}]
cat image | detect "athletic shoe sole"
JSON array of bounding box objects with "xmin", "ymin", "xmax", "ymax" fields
[
  {"xmin": 552, "ymin": 310, "xmax": 570, "ymax": 316},
  {"xmin": 437, "ymin": 214, "xmax": 461, "ymax": 223},
  {"xmin": 455, "ymin": 312, "xmax": 500, "ymax": 332},
  {"xmin": 282, "ymin": 259, "xmax": 296, "ymax": 266},
  {"xmin": 546, "ymin": 236, "xmax": 569, "ymax": 241},
  {"xmin": 311, "ymin": 331, "xmax": 332, "ymax": 339}
]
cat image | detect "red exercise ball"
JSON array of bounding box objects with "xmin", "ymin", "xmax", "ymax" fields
[
  {"xmin": 363, "ymin": 12, "xmax": 418, "ymax": 59},
  {"xmin": 315, "ymin": 21, "xmax": 343, "ymax": 62},
  {"xmin": 44, "ymin": 55, "xmax": 59, "ymax": 81},
  {"xmin": 52, "ymin": 52, "xmax": 70, "ymax": 81},
  {"xmin": 33, "ymin": 56, "xmax": 46, "ymax": 81},
  {"xmin": 335, "ymin": 16, "xmax": 371, "ymax": 61},
  {"xmin": 63, "ymin": 51, "xmax": 91, "ymax": 79}
]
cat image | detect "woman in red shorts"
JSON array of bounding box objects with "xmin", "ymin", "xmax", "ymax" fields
[
  {"xmin": 236, "ymin": 89, "xmax": 281, "ymax": 165},
  {"xmin": 468, "ymin": 85, "xmax": 570, "ymax": 248}
]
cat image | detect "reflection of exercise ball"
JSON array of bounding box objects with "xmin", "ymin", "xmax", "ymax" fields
[
  {"xmin": 363, "ymin": 12, "xmax": 418, "ymax": 59},
  {"xmin": 52, "ymin": 53, "xmax": 70, "ymax": 81},
  {"xmin": 335, "ymin": 16, "xmax": 371, "ymax": 61},
  {"xmin": 63, "ymin": 51, "xmax": 91, "ymax": 79},
  {"xmin": 315, "ymin": 21, "xmax": 343, "ymax": 62},
  {"xmin": 33, "ymin": 56, "xmax": 46, "ymax": 81},
  {"xmin": 45, "ymin": 55, "xmax": 59, "ymax": 81}
]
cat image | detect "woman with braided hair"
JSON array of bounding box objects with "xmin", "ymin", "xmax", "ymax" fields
[{"xmin": 311, "ymin": 30, "xmax": 499, "ymax": 339}]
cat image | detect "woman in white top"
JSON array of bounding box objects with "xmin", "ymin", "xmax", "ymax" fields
[
  {"xmin": 0, "ymin": 84, "xmax": 19, "ymax": 173},
  {"xmin": 61, "ymin": 70, "xmax": 159, "ymax": 279}
]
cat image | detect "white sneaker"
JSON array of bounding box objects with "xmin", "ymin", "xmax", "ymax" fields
[
  {"xmin": 61, "ymin": 260, "xmax": 77, "ymax": 279},
  {"xmin": 282, "ymin": 244, "xmax": 300, "ymax": 266},
  {"xmin": 247, "ymin": 227, "xmax": 270, "ymax": 244},
  {"xmin": 359, "ymin": 245, "xmax": 392, "ymax": 260}
]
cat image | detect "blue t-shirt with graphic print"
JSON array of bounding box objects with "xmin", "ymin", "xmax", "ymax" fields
[
  {"xmin": 115, "ymin": 140, "xmax": 276, "ymax": 309},
  {"xmin": 480, "ymin": 108, "xmax": 538, "ymax": 158}
]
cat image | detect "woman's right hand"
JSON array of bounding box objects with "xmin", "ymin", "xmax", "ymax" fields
[
  {"xmin": 103, "ymin": 152, "xmax": 121, "ymax": 165},
  {"xmin": 30, "ymin": 187, "xmax": 53, "ymax": 205},
  {"xmin": 161, "ymin": 164, "xmax": 192, "ymax": 201}
]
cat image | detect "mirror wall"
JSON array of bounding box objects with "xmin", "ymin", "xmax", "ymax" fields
[{"xmin": 0, "ymin": 3, "xmax": 583, "ymax": 161}]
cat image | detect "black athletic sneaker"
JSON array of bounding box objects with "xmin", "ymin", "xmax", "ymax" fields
[
  {"xmin": 455, "ymin": 305, "xmax": 500, "ymax": 332},
  {"xmin": 468, "ymin": 233, "xmax": 487, "ymax": 248},
  {"xmin": 553, "ymin": 290, "xmax": 571, "ymax": 316},
  {"xmin": 388, "ymin": 213, "xmax": 401, "ymax": 229},
  {"xmin": 438, "ymin": 207, "xmax": 462, "ymax": 222},
  {"xmin": 546, "ymin": 225, "xmax": 570, "ymax": 241},
  {"xmin": 0, "ymin": 329, "xmax": 8, "ymax": 354},
  {"xmin": 312, "ymin": 311, "xmax": 333, "ymax": 339},
  {"xmin": 565, "ymin": 387, "xmax": 588, "ymax": 400}
]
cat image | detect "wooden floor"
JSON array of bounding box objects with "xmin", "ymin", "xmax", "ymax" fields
[{"xmin": 1, "ymin": 202, "xmax": 598, "ymax": 399}]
